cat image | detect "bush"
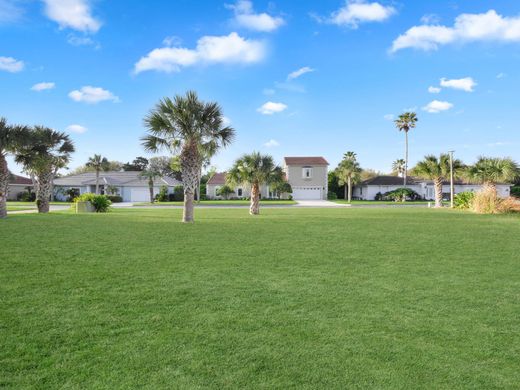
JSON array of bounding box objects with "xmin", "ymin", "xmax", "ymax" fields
[
  {"xmin": 471, "ymin": 189, "xmax": 520, "ymax": 214},
  {"xmin": 383, "ymin": 188, "xmax": 420, "ymax": 202},
  {"xmin": 217, "ymin": 185, "xmax": 234, "ymax": 199},
  {"xmin": 173, "ymin": 185, "xmax": 184, "ymax": 201},
  {"xmin": 155, "ymin": 185, "xmax": 169, "ymax": 202},
  {"xmin": 17, "ymin": 190, "xmax": 36, "ymax": 202},
  {"xmin": 74, "ymin": 193, "xmax": 111, "ymax": 212},
  {"xmin": 327, "ymin": 191, "xmax": 338, "ymax": 200},
  {"xmin": 511, "ymin": 186, "xmax": 520, "ymax": 198},
  {"xmin": 454, "ymin": 191, "xmax": 475, "ymax": 210},
  {"xmin": 107, "ymin": 195, "xmax": 123, "ymax": 203},
  {"xmin": 374, "ymin": 192, "xmax": 383, "ymax": 201}
]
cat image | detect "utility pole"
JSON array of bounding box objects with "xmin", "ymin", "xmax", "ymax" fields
[{"xmin": 449, "ymin": 150, "xmax": 455, "ymax": 208}]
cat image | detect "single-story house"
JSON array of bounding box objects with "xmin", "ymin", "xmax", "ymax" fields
[
  {"xmin": 53, "ymin": 171, "xmax": 181, "ymax": 202},
  {"xmin": 206, "ymin": 156, "xmax": 329, "ymax": 200},
  {"xmin": 353, "ymin": 175, "xmax": 511, "ymax": 200},
  {"xmin": 7, "ymin": 174, "xmax": 33, "ymax": 200}
]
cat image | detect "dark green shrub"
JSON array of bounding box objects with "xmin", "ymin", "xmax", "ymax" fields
[
  {"xmin": 327, "ymin": 191, "xmax": 338, "ymax": 200},
  {"xmin": 173, "ymin": 185, "xmax": 184, "ymax": 201},
  {"xmin": 156, "ymin": 185, "xmax": 169, "ymax": 202},
  {"xmin": 17, "ymin": 190, "xmax": 36, "ymax": 202},
  {"xmin": 65, "ymin": 188, "xmax": 80, "ymax": 202},
  {"xmin": 374, "ymin": 192, "xmax": 383, "ymax": 201},
  {"xmin": 454, "ymin": 191, "xmax": 475, "ymax": 210},
  {"xmin": 511, "ymin": 186, "xmax": 520, "ymax": 198},
  {"xmin": 107, "ymin": 195, "xmax": 123, "ymax": 203},
  {"xmin": 75, "ymin": 193, "xmax": 111, "ymax": 212},
  {"xmin": 383, "ymin": 188, "xmax": 420, "ymax": 202}
]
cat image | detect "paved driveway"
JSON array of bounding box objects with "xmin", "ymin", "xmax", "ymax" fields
[{"xmin": 294, "ymin": 200, "xmax": 350, "ymax": 207}]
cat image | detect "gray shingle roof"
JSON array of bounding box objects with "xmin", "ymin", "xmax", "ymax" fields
[{"xmin": 54, "ymin": 171, "xmax": 180, "ymax": 187}]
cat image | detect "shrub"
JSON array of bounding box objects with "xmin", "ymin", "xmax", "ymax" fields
[
  {"xmin": 173, "ymin": 185, "xmax": 184, "ymax": 201},
  {"xmin": 74, "ymin": 193, "xmax": 111, "ymax": 212},
  {"xmin": 327, "ymin": 191, "xmax": 338, "ymax": 200},
  {"xmin": 511, "ymin": 186, "xmax": 520, "ymax": 198},
  {"xmin": 65, "ymin": 188, "xmax": 80, "ymax": 202},
  {"xmin": 156, "ymin": 185, "xmax": 169, "ymax": 202},
  {"xmin": 471, "ymin": 189, "xmax": 520, "ymax": 214},
  {"xmin": 17, "ymin": 190, "xmax": 36, "ymax": 202},
  {"xmin": 383, "ymin": 188, "xmax": 420, "ymax": 202},
  {"xmin": 107, "ymin": 195, "xmax": 123, "ymax": 203},
  {"xmin": 217, "ymin": 185, "xmax": 235, "ymax": 199},
  {"xmin": 374, "ymin": 192, "xmax": 383, "ymax": 201},
  {"xmin": 454, "ymin": 191, "xmax": 475, "ymax": 210}
]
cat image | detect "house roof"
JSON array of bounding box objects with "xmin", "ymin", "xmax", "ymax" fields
[
  {"xmin": 9, "ymin": 174, "xmax": 32, "ymax": 185},
  {"xmin": 207, "ymin": 172, "xmax": 227, "ymax": 185},
  {"xmin": 284, "ymin": 157, "xmax": 329, "ymax": 166},
  {"xmin": 360, "ymin": 175, "xmax": 421, "ymax": 186},
  {"xmin": 54, "ymin": 171, "xmax": 181, "ymax": 187}
]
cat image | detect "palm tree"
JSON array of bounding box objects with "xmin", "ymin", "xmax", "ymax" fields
[
  {"xmin": 86, "ymin": 154, "xmax": 109, "ymax": 194},
  {"xmin": 392, "ymin": 158, "xmax": 406, "ymax": 177},
  {"xmin": 394, "ymin": 112, "xmax": 418, "ymax": 187},
  {"xmin": 141, "ymin": 91, "xmax": 235, "ymax": 223},
  {"xmin": 139, "ymin": 168, "xmax": 162, "ymax": 203},
  {"xmin": 15, "ymin": 126, "xmax": 75, "ymax": 213},
  {"xmin": 335, "ymin": 152, "xmax": 361, "ymax": 203},
  {"xmin": 0, "ymin": 117, "xmax": 30, "ymax": 218},
  {"xmin": 412, "ymin": 154, "xmax": 463, "ymax": 208},
  {"xmin": 465, "ymin": 157, "xmax": 519, "ymax": 195},
  {"xmin": 227, "ymin": 152, "xmax": 283, "ymax": 215}
]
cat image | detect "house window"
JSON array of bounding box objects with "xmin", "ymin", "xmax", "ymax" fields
[
  {"xmin": 237, "ymin": 188, "xmax": 243, "ymax": 197},
  {"xmin": 215, "ymin": 187, "xmax": 220, "ymax": 197},
  {"xmin": 302, "ymin": 167, "xmax": 313, "ymax": 179}
]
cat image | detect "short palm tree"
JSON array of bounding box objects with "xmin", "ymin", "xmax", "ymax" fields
[
  {"xmin": 465, "ymin": 157, "xmax": 519, "ymax": 195},
  {"xmin": 142, "ymin": 91, "xmax": 235, "ymax": 222},
  {"xmin": 394, "ymin": 112, "xmax": 418, "ymax": 187},
  {"xmin": 392, "ymin": 158, "xmax": 406, "ymax": 177},
  {"xmin": 86, "ymin": 154, "xmax": 109, "ymax": 194},
  {"xmin": 0, "ymin": 117, "xmax": 30, "ymax": 218},
  {"xmin": 15, "ymin": 126, "xmax": 75, "ymax": 213},
  {"xmin": 227, "ymin": 152, "xmax": 283, "ymax": 215},
  {"xmin": 335, "ymin": 152, "xmax": 361, "ymax": 203},
  {"xmin": 412, "ymin": 154, "xmax": 463, "ymax": 208},
  {"xmin": 139, "ymin": 168, "xmax": 162, "ymax": 203}
]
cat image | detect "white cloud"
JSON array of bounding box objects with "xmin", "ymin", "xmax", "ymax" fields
[
  {"xmin": 31, "ymin": 82, "xmax": 55, "ymax": 91},
  {"xmin": 422, "ymin": 100, "xmax": 453, "ymax": 113},
  {"xmin": 222, "ymin": 116, "xmax": 232, "ymax": 126},
  {"xmin": 257, "ymin": 101, "xmax": 287, "ymax": 115},
  {"xmin": 496, "ymin": 72, "xmax": 506, "ymax": 79},
  {"xmin": 440, "ymin": 77, "xmax": 476, "ymax": 92},
  {"xmin": 43, "ymin": 0, "xmax": 100, "ymax": 33},
  {"xmin": 0, "ymin": 0, "xmax": 24, "ymax": 24},
  {"xmin": 329, "ymin": 0, "xmax": 396, "ymax": 28},
  {"xmin": 0, "ymin": 56, "xmax": 23, "ymax": 72},
  {"xmin": 67, "ymin": 34, "xmax": 98, "ymax": 47},
  {"xmin": 227, "ymin": 0, "xmax": 284, "ymax": 32},
  {"xmin": 420, "ymin": 14, "xmax": 440, "ymax": 25},
  {"xmin": 428, "ymin": 86, "xmax": 441, "ymax": 93},
  {"xmin": 163, "ymin": 35, "xmax": 182, "ymax": 47},
  {"xmin": 391, "ymin": 10, "xmax": 520, "ymax": 52},
  {"xmin": 134, "ymin": 32, "xmax": 265, "ymax": 74},
  {"xmin": 68, "ymin": 86, "xmax": 119, "ymax": 104},
  {"xmin": 383, "ymin": 114, "xmax": 394, "ymax": 121},
  {"xmin": 287, "ymin": 66, "xmax": 315, "ymax": 80},
  {"xmin": 66, "ymin": 124, "xmax": 88, "ymax": 134},
  {"xmin": 263, "ymin": 139, "xmax": 280, "ymax": 147}
]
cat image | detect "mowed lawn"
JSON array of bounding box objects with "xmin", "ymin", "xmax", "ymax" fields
[{"xmin": 1, "ymin": 208, "xmax": 519, "ymax": 389}]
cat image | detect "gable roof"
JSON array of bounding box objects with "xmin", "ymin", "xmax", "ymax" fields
[
  {"xmin": 284, "ymin": 157, "xmax": 329, "ymax": 166},
  {"xmin": 9, "ymin": 174, "xmax": 32, "ymax": 185},
  {"xmin": 360, "ymin": 175, "xmax": 421, "ymax": 186},
  {"xmin": 54, "ymin": 171, "xmax": 180, "ymax": 187},
  {"xmin": 207, "ymin": 172, "xmax": 227, "ymax": 185}
]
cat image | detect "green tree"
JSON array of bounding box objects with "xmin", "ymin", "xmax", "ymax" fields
[
  {"xmin": 123, "ymin": 157, "xmax": 149, "ymax": 171},
  {"xmin": 15, "ymin": 127, "xmax": 75, "ymax": 213},
  {"xmin": 335, "ymin": 152, "xmax": 361, "ymax": 202},
  {"xmin": 394, "ymin": 112, "xmax": 418, "ymax": 187},
  {"xmin": 465, "ymin": 157, "xmax": 519, "ymax": 195},
  {"xmin": 142, "ymin": 91, "xmax": 235, "ymax": 222},
  {"xmin": 270, "ymin": 181, "xmax": 292, "ymax": 199},
  {"xmin": 227, "ymin": 152, "xmax": 282, "ymax": 215},
  {"xmin": 412, "ymin": 154, "xmax": 463, "ymax": 208},
  {"xmin": 86, "ymin": 154, "xmax": 109, "ymax": 194},
  {"xmin": 139, "ymin": 168, "xmax": 162, "ymax": 203},
  {"xmin": 0, "ymin": 117, "xmax": 30, "ymax": 218},
  {"xmin": 217, "ymin": 184, "xmax": 234, "ymax": 200},
  {"xmin": 392, "ymin": 158, "xmax": 406, "ymax": 177}
]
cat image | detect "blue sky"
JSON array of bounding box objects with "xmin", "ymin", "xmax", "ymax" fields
[{"xmin": 1, "ymin": 0, "xmax": 520, "ymax": 175}]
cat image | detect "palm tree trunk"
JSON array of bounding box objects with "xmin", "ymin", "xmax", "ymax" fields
[
  {"xmin": 95, "ymin": 169, "xmax": 100, "ymax": 194},
  {"xmin": 180, "ymin": 141, "xmax": 200, "ymax": 223},
  {"xmin": 149, "ymin": 178, "xmax": 154, "ymax": 203},
  {"xmin": 347, "ymin": 176, "xmax": 352, "ymax": 203},
  {"xmin": 433, "ymin": 178, "xmax": 443, "ymax": 208},
  {"xmin": 250, "ymin": 182, "xmax": 260, "ymax": 215},
  {"xmin": 36, "ymin": 170, "xmax": 53, "ymax": 213},
  {"xmin": 344, "ymin": 184, "xmax": 347, "ymax": 200},
  {"xmin": 404, "ymin": 130, "xmax": 408, "ymax": 187},
  {"xmin": 0, "ymin": 154, "xmax": 9, "ymax": 219},
  {"xmin": 197, "ymin": 168, "xmax": 201, "ymax": 204}
]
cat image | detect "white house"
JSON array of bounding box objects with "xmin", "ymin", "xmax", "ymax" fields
[
  {"xmin": 53, "ymin": 171, "xmax": 181, "ymax": 202},
  {"xmin": 7, "ymin": 174, "xmax": 33, "ymax": 200},
  {"xmin": 206, "ymin": 172, "xmax": 271, "ymax": 199},
  {"xmin": 353, "ymin": 175, "xmax": 511, "ymax": 200}
]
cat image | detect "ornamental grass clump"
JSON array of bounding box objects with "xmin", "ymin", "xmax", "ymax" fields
[{"xmin": 470, "ymin": 189, "xmax": 520, "ymax": 214}]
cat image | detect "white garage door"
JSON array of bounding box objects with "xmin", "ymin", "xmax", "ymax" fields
[
  {"xmin": 130, "ymin": 188, "xmax": 150, "ymax": 202},
  {"xmin": 292, "ymin": 187, "xmax": 322, "ymax": 200}
]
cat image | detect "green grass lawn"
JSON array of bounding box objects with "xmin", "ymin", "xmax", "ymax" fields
[
  {"xmin": 1, "ymin": 208, "xmax": 519, "ymax": 388},
  {"xmin": 134, "ymin": 199, "xmax": 297, "ymax": 206},
  {"xmin": 6, "ymin": 206, "xmax": 35, "ymax": 211},
  {"xmin": 333, "ymin": 199, "xmax": 432, "ymax": 205}
]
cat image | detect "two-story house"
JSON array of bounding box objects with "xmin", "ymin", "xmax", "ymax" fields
[{"xmin": 283, "ymin": 157, "xmax": 329, "ymax": 200}]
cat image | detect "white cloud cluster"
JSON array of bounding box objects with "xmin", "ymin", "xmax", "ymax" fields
[
  {"xmin": 66, "ymin": 124, "xmax": 88, "ymax": 134},
  {"xmin": 68, "ymin": 86, "xmax": 119, "ymax": 104},
  {"xmin": 0, "ymin": 56, "xmax": 23, "ymax": 72},
  {"xmin": 257, "ymin": 101, "xmax": 287, "ymax": 115},
  {"xmin": 134, "ymin": 32, "xmax": 265, "ymax": 74},
  {"xmin": 428, "ymin": 86, "xmax": 441, "ymax": 94},
  {"xmin": 31, "ymin": 82, "xmax": 55, "ymax": 91},
  {"xmin": 391, "ymin": 10, "xmax": 520, "ymax": 52},
  {"xmin": 263, "ymin": 139, "xmax": 280, "ymax": 147},
  {"xmin": 329, "ymin": 0, "xmax": 396, "ymax": 28},
  {"xmin": 287, "ymin": 66, "xmax": 314, "ymax": 80},
  {"xmin": 227, "ymin": 0, "xmax": 284, "ymax": 32},
  {"xmin": 440, "ymin": 77, "xmax": 477, "ymax": 92},
  {"xmin": 422, "ymin": 100, "xmax": 453, "ymax": 113},
  {"xmin": 43, "ymin": 0, "xmax": 101, "ymax": 33},
  {"xmin": 0, "ymin": 0, "xmax": 24, "ymax": 24}
]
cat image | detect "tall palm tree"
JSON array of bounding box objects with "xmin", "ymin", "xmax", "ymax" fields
[
  {"xmin": 141, "ymin": 91, "xmax": 235, "ymax": 223},
  {"xmin": 227, "ymin": 152, "xmax": 283, "ymax": 215},
  {"xmin": 392, "ymin": 158, "xmax": 406, "ymax": 177},
  {"xmin": 412, "ymin": 154, "xmax": 463, "ymax": 208},
  {"xmin": 465, "ymin": 157, "xmax": 519, "ymax": 195},
  {"xmin": 335, "ymin": 152, "xmax": 361, "ymax": 203},
  {"xmin": 86, "ymin": 154, "xmax": 109, "ymax": 194},
  {"xmin": 15, "ymin": 126, "xmax": 75, "ymax": 213},
  {"xmin": 0, "ymin": 117, "xmax": 30, "ymax": 218},
  {"xmin": 394, "ymin": 112, "xmax": 418, "ymax": 187}
]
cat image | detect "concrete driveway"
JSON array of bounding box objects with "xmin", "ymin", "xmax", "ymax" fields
[{"xmin": 294, "ymin": 200, "xmax": 350, "ymax": 207}]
